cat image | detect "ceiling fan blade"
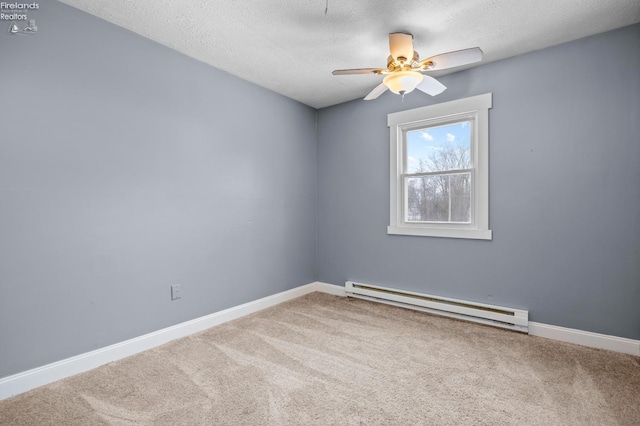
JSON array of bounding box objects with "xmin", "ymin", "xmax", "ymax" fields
[
  {"xmin": 364, "ymin": 83, "xmax": 388, "ymax": 100},
  {"xmin": 389, "ymin": 32, "xmax": 414, "ymax": 61},
  {"xmin": 332, "ymin": 68, "xmax": 384, "ymax": 75},
  {"xmin": 416, "ymin": 75, "xmax": 447, "ymax": 96},
  {"xmin": 419, "ymin": 47, "xmax": 483, "ymax": 71}
]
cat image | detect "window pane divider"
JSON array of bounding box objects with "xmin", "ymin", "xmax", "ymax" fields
[{"xmin": 403, "ymin": 168, "xmax": 472, "ymax": 178}]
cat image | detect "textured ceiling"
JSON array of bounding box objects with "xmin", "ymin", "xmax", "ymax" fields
[{"xmin": 60, "ymin": 0, "xmax": 640, "ymax": 109}]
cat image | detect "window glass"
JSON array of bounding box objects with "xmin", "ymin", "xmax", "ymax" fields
[
  {"xmin": 406, "ymin": 173, "xmax": 471, "ymax": 223},
  {"xmin": 406, "ymin": 121, "xmax": 471, "ymax": 173}
]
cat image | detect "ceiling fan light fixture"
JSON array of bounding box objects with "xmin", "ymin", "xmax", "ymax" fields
[{"xmin": 383, "ymin": 71, "xmax": 424, "ymax": 95}]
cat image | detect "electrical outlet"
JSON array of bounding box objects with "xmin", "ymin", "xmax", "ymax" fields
[{"xmin": 171, "ymin": 284, "xmax": 182, "ymax": 300}]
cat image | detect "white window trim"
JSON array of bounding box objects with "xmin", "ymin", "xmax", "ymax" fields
[{"xmin": 387, "ymin": 93, "xmax": 493, "ymax": 240}]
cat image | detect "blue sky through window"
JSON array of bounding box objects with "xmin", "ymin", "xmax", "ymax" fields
[{"xmin": 406, "ymin": 121, "xmax": 471, "ymax": 173}]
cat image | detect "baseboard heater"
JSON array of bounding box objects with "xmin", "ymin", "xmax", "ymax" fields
[{"xmin": 345, "ymin": 281, "xmax": 529, "ymax": 333}]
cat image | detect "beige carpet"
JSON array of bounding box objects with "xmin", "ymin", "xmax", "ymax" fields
[{"xmin": 1, "ymin": 293, "xmax": 639, "ymax": 425}]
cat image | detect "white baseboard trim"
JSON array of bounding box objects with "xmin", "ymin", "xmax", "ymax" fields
[
  {"xmin": 316, "ymin": 282, "xmax": 347, "ymax": 296},
  {"xmin": 528, "ymin": 321, "xmax": 640, "ymax": 356},
  {"xmin": 0, "ymin": 282, "xmax": 318, "ymax": 400},
  {"xmin": 2, "ymin": 282, "xmax": 638, "ymax": 400}
]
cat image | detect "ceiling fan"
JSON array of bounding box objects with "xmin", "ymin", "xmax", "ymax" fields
[{"xmin": 332, "ymin": 32, "xmax": 483, "ymax": 100}]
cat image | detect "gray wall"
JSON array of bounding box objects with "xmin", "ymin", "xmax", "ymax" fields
[
  {"xmin": 0, "ymin": 2, "xmax": 317, "ymax": 378},
  {"xmin": 317, "ymin": 24, "xmax": 640, "ymax": 340}
]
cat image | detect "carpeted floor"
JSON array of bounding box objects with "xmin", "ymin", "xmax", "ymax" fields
[{"xmin": 1, "ymin": 292, "xmax": 639, "ymax": 425}]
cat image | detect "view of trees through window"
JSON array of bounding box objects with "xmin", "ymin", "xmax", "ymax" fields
[{"xmin": 405, "ymin": 121, "xmax": 472, "ymax": 223}]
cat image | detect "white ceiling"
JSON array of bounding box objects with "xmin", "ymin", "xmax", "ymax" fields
[{"xmin": 60, "ymin": 0, "xmax": 640, "ymax": 109}]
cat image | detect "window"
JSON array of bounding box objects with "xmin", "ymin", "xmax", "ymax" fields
[{"xmin": 387, "ymin": 93, "xmax": 492, "ymax": 240}]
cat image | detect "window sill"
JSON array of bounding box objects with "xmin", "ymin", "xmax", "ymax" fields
[{"xmin": 387, "ymin": 226, "xmax": 492, "ymax": 240}]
